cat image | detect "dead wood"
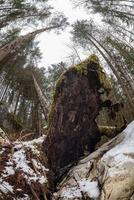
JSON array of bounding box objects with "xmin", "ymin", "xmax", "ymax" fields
[{"xmin": 43, "ymin": 56, "xmax": 110, "ymax": 187}]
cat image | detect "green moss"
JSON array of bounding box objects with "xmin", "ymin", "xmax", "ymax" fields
[
  {"xmin": 74, "ymin": 61, "xmax": 88, "ymax": 75},
  {"xmin": 46, "ymin": 54, "xmax": 112, "ymax": 130},
  {"xmin": 47, "ymin": 55, "xmax": 98, "ymax": 130},
  {"xmin": 88, "ymin": 54, "xmax": 99, "ymax": 64},
  {"xmin": 97, "ymin": 69, "xmax": 112, "ymax": 93},
  {"xmin": 47, "ymin": 74, "xmax": 66, "ymax": 130},
  {"xmin": 0, "ymin": 101, "xmax": 6, "ymax": 106},
  {"xmin": 74, "ymin": 54, "xmax": 100, "ymax": 75}
]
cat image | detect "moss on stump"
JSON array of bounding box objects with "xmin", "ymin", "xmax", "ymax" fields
[{"xmin": 44, "ymin": 55, "xmax": 112, "ymax": 187}]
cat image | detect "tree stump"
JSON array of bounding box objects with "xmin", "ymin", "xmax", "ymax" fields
[{"xmin": 43, "ymin": 55, "xmax": 111, "ymax": 186}]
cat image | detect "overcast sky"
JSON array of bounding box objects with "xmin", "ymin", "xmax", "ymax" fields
[{"xmin": 36, "ymin": 0, "xmax": 102, "ymax": 68}]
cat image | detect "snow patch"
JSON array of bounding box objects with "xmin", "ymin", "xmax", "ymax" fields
[
  {"xmin": 61, "ymin": 186, "xmax": 81, "ymax": 199},
  {"xmin": 23, "ymin": 135, "xmax": 45, "ymax": 155},
  {"xmin": 102, "ymin": 121, "xmax": 134, "ymax": 177},
  {"xmin": 79, "ymin": 178, "xmax": 100, "ymax": 198},
  {"xmin": 39, "ymin": 176, "xmax": 47, "ymax": 184},
  {"xmin": 3, "ymin": 166, "xmax": 15, "ymax": 177},
  {"xmin": 0, "ymin": 148, "xmax": 5, "ymax": 155},
  {"xmin": 0, "ymin": 135, "xmax": 48, "ymax": 197},
  {"xmin": 23, "ymin": 135, "xmax": 45, "ymax": 146},
  {"xmin": 0, "ymin": 179, "xmax": 13, "ymax": 194},
  {"xmin": 61, "ymin": 179, "xmax": 100, "ymax": 199},
  {"xmin": 13, "ymin": 149, "xmax": 32, "ymax": 174}
]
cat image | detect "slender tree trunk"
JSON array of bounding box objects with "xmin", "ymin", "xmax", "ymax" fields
[
  {"xmin": 8, "ymin": 90, "xmax": 14, "ymax": 106},
  {"xmin": 17, "ymin": 97, "xmax": 25, "ymax": 122},
  {"xmin": 0, "ymin": 84, "xmax": 5, "ymax": 97},
  {"xmin": 32, "ymin": 75, "xmax": 49, "ymax": 122},
  {"xmin": 87, "ymin": 33, "xmax": 134, "ymax": 95},
  {"xmin": 1, "ymin": 81, "xmax": 10, "ymax": 101},
  {"xmin": 14, "ymin": 92, "xmax": 20, "ymax": 114},
  {"xmin": 73, "ymin": 47, "xmax": 82, "ymax": 62}
]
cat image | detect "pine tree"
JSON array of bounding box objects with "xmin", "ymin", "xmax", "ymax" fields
[{"xmin": 71, "ymin": 20, "xmax": 134, "ymax": 115}]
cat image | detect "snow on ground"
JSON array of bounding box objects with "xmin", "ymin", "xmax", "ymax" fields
[
  {"xmin": 0, "ymin": 122, "xmax": 134, "ymax": 199},
  {"xmin": 102, "ymin": 121, "xmax": 134, "ymax": 177},
  {"xmin": 60, "ymin": 178, "xmax": 100, "ymax": 199},
  {"xmin": 56, "ymin": 121, "xmax": 134, "ymax": 199},
  {"xmin": 0, "ymin": 147, "xmax": 5, "ymax": 155},
  {"xmin": 0, "ymin": 135, "xmax": 48, "ymax": 197},
  {"xmin": 15, "ymin": 135, "xmax": 46, "ymax": 155},
  {"xmin": 0, "ymin": 179, "xmax": 13, "ymax": 194},
  {"xmin": 79, "ymin": 179, "xmax": 100, "ymax": 198},
  {"xmin": 60, "ymin": 186, "xmax": 81, "ymax": 199}
]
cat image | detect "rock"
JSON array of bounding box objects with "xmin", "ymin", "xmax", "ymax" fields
[{"xmin": 55, "ymin": 121, "xmax": 134, "ymax": 200}]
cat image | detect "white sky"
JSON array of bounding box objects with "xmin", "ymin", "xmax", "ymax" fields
[{"xmin": 36, "ymin": 0, "xmax": 102, "ymax": 67}]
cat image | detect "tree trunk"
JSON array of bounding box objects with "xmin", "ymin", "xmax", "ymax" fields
[
  {"xmin": 1, "ymin": 81, "xmax": 10, "ymax": 101},
  {"xmin": 43, "ymin": 58, "xmax": 104, "ymax": 188},
  {"xmin": 0, "ymin": 25, "xmax": 62, "ymax": 63},
  {"xmin": 89, "ymin": 33, "xmax": 134, "ymax": 93},
  {"xmin": 32, "ymin": 75, "xmax": 49, "ymax": 122},
  {"xmin": 14, "ymin": 92, "xmax": 20, "ymax": 115}
]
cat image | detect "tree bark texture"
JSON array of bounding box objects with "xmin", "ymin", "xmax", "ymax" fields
[{"xmin": 43, "ymin": 57, "xmax": 106, "ymax": 186}]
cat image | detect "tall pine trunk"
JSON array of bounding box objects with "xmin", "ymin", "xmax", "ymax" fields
[{"xmin": 0, "ymin": 25, "xmax": 61, "ymax": 62}]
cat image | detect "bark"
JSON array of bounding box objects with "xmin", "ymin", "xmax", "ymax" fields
[
  {"xmin": 17, "ymin": 97, "xmax": 26, "ymax": 122},
  {"xmin": 0, "ymin": 25, "xmax": 62, "ymax": 62},
  {"xmin": 0, "ymin": 81, "xmax": 10, "ymax": 101},
  {"xmin": 33, "ymin": 75, "xmax": 49, "ymax": 122},
  {"xmin": 14, "ymin": 92, "xmax": 20, "ymax": 115},
  {"xmin": 43, "ymin": 58, "xmax": 105, "ymax": 187},
  {"xmin": 32, "ymin": 100, "xmax": 41, "ymax": 134}
]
